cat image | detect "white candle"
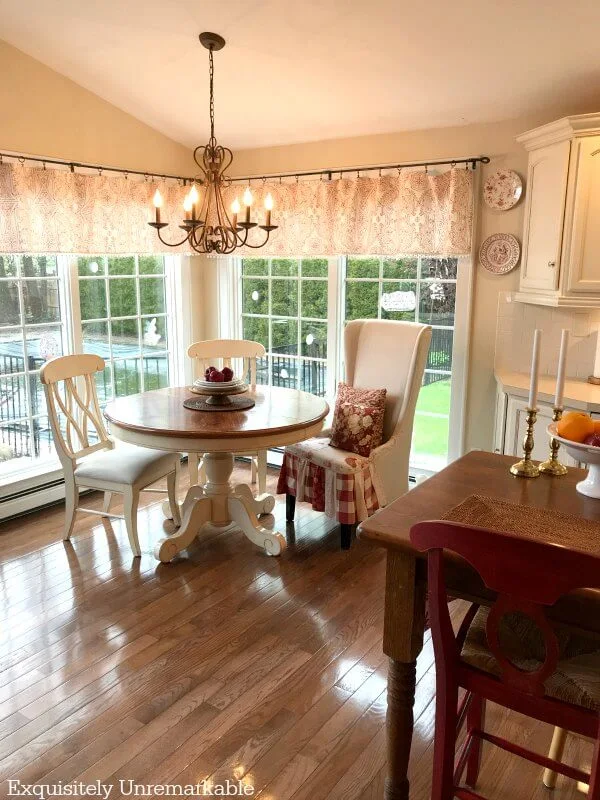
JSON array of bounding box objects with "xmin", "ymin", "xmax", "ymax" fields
[
  {"xmin": 528, "ymin": 329, "xmax": 542, "ymax": 409},
  {"xmin": 555, "ymin": 329, "xmax": 569, "ymax": 408}
]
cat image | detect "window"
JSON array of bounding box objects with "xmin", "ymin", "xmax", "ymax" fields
[
  {"xmin": 237, "ymin": 254, "xmax": 468, "ymax": 475},
  {"xmin": 0, "ymin": 253, "xmax": 182, "ymax": 490},
  {"xmin": 343, "ymin": 256, "xmax": 457, "ymax": 472},
  {"xmin": 0, "ymin": 255, "xmax": 67, "ymax": 479},
  {"xmin": 241, "ymin": 258, "xmax": 330, "ymax": 397},
  {"xmin": 78, "ymin": 255, "xmax": 170, "ymax": 404}
]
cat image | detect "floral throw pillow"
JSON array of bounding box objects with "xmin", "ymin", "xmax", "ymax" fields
[{"xmin": 329, "ymin": 382, "xmax": 387, "ymax": 458}]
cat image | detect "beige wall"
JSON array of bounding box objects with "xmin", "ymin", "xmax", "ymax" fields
[
  {"xmin": 0, "ymin": 40, "xmax": 191, "ymax": 174},
  {"xmin": 230, "ymin": 109, "xmax": 599, "ymax": 453}
]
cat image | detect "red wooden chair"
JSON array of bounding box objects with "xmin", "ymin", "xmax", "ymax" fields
[{"xmin": 410, "ymin": 520, "xmax": 600, "ymax": 800}]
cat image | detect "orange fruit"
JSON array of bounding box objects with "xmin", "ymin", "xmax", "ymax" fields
[
  {"xmin": 557, "ymin": 411, "xmax": 595, "ymax": 442},
  {"xmin": 594, "ymin": 420, "xmax": 600, "ymax": 435}
]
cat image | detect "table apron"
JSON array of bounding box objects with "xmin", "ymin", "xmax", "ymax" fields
[{"xmin": 107, "ymin": 419, "xmax": 326, "ymax": 454}]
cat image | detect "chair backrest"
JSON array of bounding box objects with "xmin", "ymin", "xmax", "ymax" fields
[
  {"xmin": 187, "ymin": 339, "xmax": 266, "ymax": 387},
  {"xmin": 40, "ymin": 353, "xmax": 112, "ymax": 465},
  {"xmin": 343, "ymin": 320, "xmax": 432, "ymax": 442},
  {"xmin": 411, "ymin": 520, "xmax": 600, "ymax": 697}
]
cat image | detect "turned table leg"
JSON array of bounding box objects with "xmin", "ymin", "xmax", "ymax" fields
[
  {"xmin": 155, "ymin": 451, "xmax": 285, "ymax": 562},
  {"xmin": 383, "ymin": 550, "xmax": 427, "ymax": 800}
]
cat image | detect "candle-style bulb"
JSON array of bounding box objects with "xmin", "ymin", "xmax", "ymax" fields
[
  {"xmin": 243, "ymin": 187, "xmax": 253, "ymax": 207},
  {"xmin": 264, "ymin": 193, "xmax": 274, "ymax": 211},
  {"xmin": 152, "ymin": 189, "xmax": 164, "ymax": 208},
  {"xmin": 231, "ymin": 198, "xmax": 241, "ymax": 214},
  {"xmin": 189, "ymin": 184, "xmax": 200, "ymax": 204},
  {"xmin": 183, "ymin": 194, "xmax": 193, "ymax": 213}
]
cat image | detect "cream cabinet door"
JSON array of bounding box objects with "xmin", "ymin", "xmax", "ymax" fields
[
  {"xmin": 503, "ymin": 395, "xmax": 579, "ymax": 465},
  {"xmin": 520, "ymin": 140, "xmax": 571, "ymax": 293},
  {"xmin": 563, "ymin": 136, "xmax": 600, "ymax": 296}
]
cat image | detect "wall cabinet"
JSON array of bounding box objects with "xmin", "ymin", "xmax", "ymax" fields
[
  {"xmin": 494, "ymin": 390, "xmax": 579, "ymax": 466},
  {"xmin": 515, "ymin": 114, "xmax": 600, "ymax": 307}
]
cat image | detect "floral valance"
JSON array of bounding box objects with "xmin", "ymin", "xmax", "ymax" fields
[
  {"xmin": 0, "ymin": 162, "xmax": 473, "ymax": 257},
  {"xmin": 0, "ymin": 164, "xmax": 189, "ymax": 256}
]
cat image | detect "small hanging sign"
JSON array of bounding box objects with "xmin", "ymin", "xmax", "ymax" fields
[{"xmin": 381, "ymin": 290, "xmax": 417, "ymax": 312}]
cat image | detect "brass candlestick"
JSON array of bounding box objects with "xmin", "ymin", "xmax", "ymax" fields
[
  {"xmin": 510, "ymin": 407, "xmax": 540, "ymax": 478},
  {"xmin": 539, "ymin": 407, "xmax": 568, "ymax": 476}
]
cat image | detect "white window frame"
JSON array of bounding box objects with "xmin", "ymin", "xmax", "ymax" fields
[
  {"xmin": 69, "ymin": 254, "xmax": 180, "ymax": 400},
  {"xmin": 232, "ymin": 256, "xmax": 340, "ymax": 398},
  {"xmin": 0, "ymin": 255, "xmax": 69, "ymax": 489},
  {"xmin": 0, "ymin": 253, "xmax": 189, "ymax": 517},
  {"xmin": 230, "ymin": 253, "xmax": 472, "ymax": 475}
]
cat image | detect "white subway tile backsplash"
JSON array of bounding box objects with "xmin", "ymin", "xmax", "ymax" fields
[{"xmin": 495, "ymin": 293, "xmax": 600, "ymax": 379}]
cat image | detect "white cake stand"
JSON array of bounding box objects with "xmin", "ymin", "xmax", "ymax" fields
[{"xmin": 547, "ymin": 422, "xmax": 600, "ymax": 498}]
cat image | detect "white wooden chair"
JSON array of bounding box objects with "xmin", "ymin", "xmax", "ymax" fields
[
  {"xmin": 187, "ymin": 339, "xmax": 268, "ymax": 492},
  {"xmin": 281, "ymin": 320, "xmax": 432, "ymax": 548},
  {"xmin": 40, "ymin": 353, "xmax": 180, "ymax": 557}
]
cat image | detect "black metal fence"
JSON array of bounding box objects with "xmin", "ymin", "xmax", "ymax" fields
[
  {"xmin": 257, "ymin": 328, "xmax": 453, "ymax": 393},
  {"xmin": 0, "ymin": 352, "xmax": 168, "ymax": 461},
  {"xmin": 256, "ymin": 342, "xmax": 328, "ymax": 396},
  {"xmin": 424, "ymin": 327, "xmax": 453, "ymax": 386}
]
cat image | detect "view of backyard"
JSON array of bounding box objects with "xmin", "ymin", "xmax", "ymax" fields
[
  {"xmin": 1, "ymin": 252, "xmax": 455, "ymax": 477},
  {"xmin": 241, "ymin": 256, "xmax": 456, "ymax": 472}
]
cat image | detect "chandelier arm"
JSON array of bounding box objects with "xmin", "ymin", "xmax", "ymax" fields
[
  {"xmin": 241, "ymin": 230, "xmax": 273, "ymax": 250},
  {"xmin": 214, "ymin": 175, "xmax": 237, "ymax": 237},
  {"xmin": 191, "ymin": 221, "xmax": 207, "ymax": 251},
  {"xmin": 153, "ymin": 227, "xmax": 192, "ymax": 248}
]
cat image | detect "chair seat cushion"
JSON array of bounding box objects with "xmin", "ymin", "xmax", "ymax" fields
[
  {"xmin": 74, "ymin": 445, "xmax": 178, "ymax": 487},
  {"xmin": 462, "ymin": 607, "xmax": 600, "ymax": 711},
  {"xmin": 277, "ymin": 438, "xmax": 381, "ymax": 525},
  {"xmin": 285, "ymin": 436, "xmax": 370, "ymax": 474}
]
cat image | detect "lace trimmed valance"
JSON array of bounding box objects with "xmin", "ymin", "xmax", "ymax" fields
[{"xmin": 0, "ymin": 163, "xmax": 473, "ymax": 257}]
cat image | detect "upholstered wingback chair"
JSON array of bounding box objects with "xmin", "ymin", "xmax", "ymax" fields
[{"xmin": 278, "ymin": 319, "xmax": 432, "ymax": 548}]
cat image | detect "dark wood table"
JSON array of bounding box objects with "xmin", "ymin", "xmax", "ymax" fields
[{"xmin": 357, "ymin": 450, "xmax": 600, "ymax": 800}]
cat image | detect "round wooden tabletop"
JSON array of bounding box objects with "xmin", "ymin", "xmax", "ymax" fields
[{"xmin": 104, "ymin": 385, "xmax": 330, "ymax": 453}]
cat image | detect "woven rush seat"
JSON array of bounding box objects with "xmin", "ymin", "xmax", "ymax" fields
[{"xmin": 462, "ymin": 606, "xmax": 600, "ymax": 712}]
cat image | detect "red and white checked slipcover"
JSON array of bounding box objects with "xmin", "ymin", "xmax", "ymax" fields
[{"xmin": 276, "ymin": 436, "xmax": 382, "ymax": 525}]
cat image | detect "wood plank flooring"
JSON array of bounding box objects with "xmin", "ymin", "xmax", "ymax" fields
[{"xmin": 0, "ymin": 464, "xmax": 592, "ymax": 798}]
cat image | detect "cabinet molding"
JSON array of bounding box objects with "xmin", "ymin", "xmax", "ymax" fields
[{"xmin": 515, "ymin": 113, "xmax": 600, "ymax": 308}]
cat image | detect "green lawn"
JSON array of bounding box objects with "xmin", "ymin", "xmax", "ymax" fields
[{"xmin": 412, "ymin": 378, "xmax": 451, "ymax": 458}]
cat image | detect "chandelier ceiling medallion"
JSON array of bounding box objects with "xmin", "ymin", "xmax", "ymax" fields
[{"xmin": 149, "ymin": 32, "xmax": 277, "ymax": 254}]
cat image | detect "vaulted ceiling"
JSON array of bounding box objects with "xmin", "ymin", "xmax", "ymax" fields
[{"xmin": 2, "ymin": 0, "xmax": 600, "ymax": 149}]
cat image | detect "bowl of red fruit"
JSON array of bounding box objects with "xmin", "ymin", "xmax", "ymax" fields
[
  {"xmin": 548, "ymin": 421, "xmax": 600, "ymax": 498},
  {"xmin": 190, "ymin": 365, "xmax": 249, "ymax": 407}
]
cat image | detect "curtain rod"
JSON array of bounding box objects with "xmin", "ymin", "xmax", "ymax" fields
[
  {"xmin": 231, "ymin": 155, "xmax": 490, "ymax": 183},
  {"xmin": 0, "ymin": 151, "xmax": 192, "ymax": 183},
  {"xmin": 0, "ymin": 150, "xmax": 489, "ymax": 184}
]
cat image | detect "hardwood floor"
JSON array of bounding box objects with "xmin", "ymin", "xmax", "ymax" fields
[{"xmin": 0, "ymin": 464, "xmax": 592, "ymax": 798}]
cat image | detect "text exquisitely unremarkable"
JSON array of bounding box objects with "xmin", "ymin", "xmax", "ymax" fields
[{"xmin": 6, "ymin": 779, "xmax": 255, "ymax": 798}]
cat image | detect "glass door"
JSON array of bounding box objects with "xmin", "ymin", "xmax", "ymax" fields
[{"xmin": 342, "ymin": 255, "xmax": 459, "ymax": 472}]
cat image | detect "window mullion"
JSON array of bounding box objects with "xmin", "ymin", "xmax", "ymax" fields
[
  {"xmin": 297, "ymin": 261, "xmax": 302, "ymax": 390},
  {"xmin": 135, "ymin": 255, "xmax": 144, "ymax": 392}
]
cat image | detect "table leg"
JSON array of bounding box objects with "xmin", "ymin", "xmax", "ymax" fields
[
  {"xmin": 232, "ymin": 482, "xmax": 276, "ymax": 515},
  {"xmin": 383, "ymin": 551, "xmax": 427, "ymax": 800},
  {"xmin": 155, "ymin": 491, "xmax": 212, "ymax": 563},
  {"xmin": 155, "ymin": 452, "xmax": 285, "ymax": 562}
]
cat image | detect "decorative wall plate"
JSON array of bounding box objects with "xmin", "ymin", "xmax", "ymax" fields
[
  {"xmin": 479, "ymin": 233, "xmax": 521, "ymax": 274},
  {"xmin": 483, "ymin": 169, "xmax": 523, "ymax": 210}
]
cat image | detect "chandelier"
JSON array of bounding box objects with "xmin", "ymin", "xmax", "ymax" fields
[{"xmin": 148, "ymin": 32, "xmax": 277, "ymax": 254}]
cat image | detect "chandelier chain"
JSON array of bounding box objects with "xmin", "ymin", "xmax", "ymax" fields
[
  {"xmin": 209, "ymin": 46, "xmax": 215, "ymax": 143},
  {"xmin": 148, "ymin": 32, "xmax": 278, "ymax": 254}
]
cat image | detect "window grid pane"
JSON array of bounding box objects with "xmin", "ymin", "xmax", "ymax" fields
[
  {"xmin": 241, "ymin": 258, "xmax": 328, "ymax": 396},
  {"xmin": 0, "ymin": 255, "xmax": 66, "ymax": 476},
  {"xmin": 78, "ymin": 255, "xmax": 170, "ymax": 403},
  {"xmin": 342, "ymin": 255, "xmax": 457, "ymax": 471}
]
